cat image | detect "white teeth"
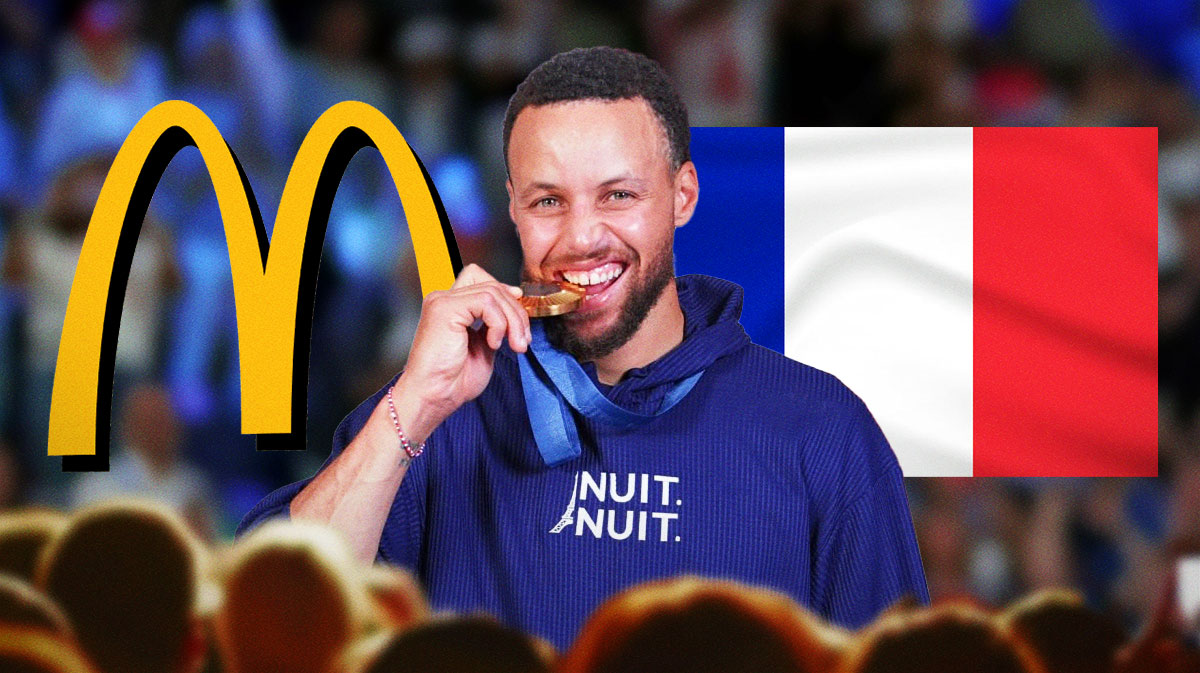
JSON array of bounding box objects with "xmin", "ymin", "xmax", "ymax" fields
[{"xmin": 563, "ymin": 264, "xmax": 623, "ymax": 286}]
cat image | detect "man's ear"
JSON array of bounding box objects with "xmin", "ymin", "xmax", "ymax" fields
[
  {"xmin": 506, "ymin": 178, "xmax": 518, "ymax": 232},
  {"xmin": 673, "ymin": 161, "xmax": 699, "ymax": 228}
]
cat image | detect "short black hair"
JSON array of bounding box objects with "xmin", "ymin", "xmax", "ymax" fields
[{"xmin": 503, "ymin": 46, "xmax": 690, "ymax": 172}]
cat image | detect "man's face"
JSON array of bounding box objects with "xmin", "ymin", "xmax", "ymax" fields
[{"xmin": 506, "ymin": 97, "xmax": 696, "ymax": 360}]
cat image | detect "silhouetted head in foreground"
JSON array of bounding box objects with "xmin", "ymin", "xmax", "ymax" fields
[
  {"xmin": 999, "ymin": 589, "xmax": 1126, "ymax": 673},
  {"xmin": 216, "ymin": 520, "xmax": 367, "ymax": 673},
  {"xmin": 0, "ymin": 625, "xmax": 98, "ymax": 673},
  {"xmin": 34, "ymin": 500, "xmax": 207, "ymax": 673},
  {"xmin": 358, "ymin": 614, "xmax": 553, "ymax": 673},
  {"xmin": 560, "ymin": 576, "xmax": 846, "ymax": 673},
  {"xmin": 0, "ymin": 574, "xmax": 72, "ymax": 636},
  {"xmin": 364, "ymin": 562, "xmax": 429, "ymax": 632},
  {"xmin": 841, "ymin": 603, "xmax": 1046, "ymax": 673},
  {"xmin": 0, "ymin": 509, "xmax": 67, "ymax": 582}
]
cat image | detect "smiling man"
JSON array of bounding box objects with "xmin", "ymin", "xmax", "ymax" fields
[
  {"xmin": 240, "ymin": 47, "xmax": 928, "ymax": 649},
  {"xmin": 507, "ymin": 93, "xmax": 688, "ymax": 386}
]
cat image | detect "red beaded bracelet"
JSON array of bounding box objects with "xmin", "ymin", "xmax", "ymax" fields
[{"xmin": 386, "ymin": 386, "xmax": 425, "ymax": 460}]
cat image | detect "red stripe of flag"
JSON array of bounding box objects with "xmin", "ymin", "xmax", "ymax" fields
[{"xmin": 973, "ymin": 127, "xmax": 1158, "ymax": 477}]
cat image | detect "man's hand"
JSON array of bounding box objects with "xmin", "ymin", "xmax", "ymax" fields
[
  {"xmin": 289, "ymin": 263, "xmax": 530, "ymax": 564},
  {"xmin": 393, "ymin": 263, "xmax": 531, "ymax": 438}
]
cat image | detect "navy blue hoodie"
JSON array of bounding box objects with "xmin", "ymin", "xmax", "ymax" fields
[{"xmin": 240, "ymin": 274, "xmax": 929, "ymax": 648}]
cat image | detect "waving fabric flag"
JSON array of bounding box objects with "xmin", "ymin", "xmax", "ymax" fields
[{"xmin": 676, "ymin": 127, "xmax": 1157, "ymax": 478}]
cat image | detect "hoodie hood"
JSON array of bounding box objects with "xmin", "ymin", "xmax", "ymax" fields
[{"xmin": 578, "ymin": 274, "xmax": 752, "ymax": 411}]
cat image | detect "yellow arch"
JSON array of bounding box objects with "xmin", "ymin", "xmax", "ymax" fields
[{"xmin": 49, "ymin": 100, "xmax": 458, "ymax": 464}]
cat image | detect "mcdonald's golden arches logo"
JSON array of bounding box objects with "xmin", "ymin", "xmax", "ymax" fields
[{"xmin": 49, "ymin": 100, "xmax": 462, "ymax": 471}]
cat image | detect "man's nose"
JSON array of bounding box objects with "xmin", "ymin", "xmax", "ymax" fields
[{"xmin": 561, "ymin": 202, "xmax": 606, "ymax": 253}]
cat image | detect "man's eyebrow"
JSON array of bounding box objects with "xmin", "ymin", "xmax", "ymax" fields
[
  {"xmin": 518, "ymin": 176, "xmax": 647, "ymax": 198},
  {"xmin": 519, "ymin": 182, "xmax": 560, "ymax": 198},
  {"xmin": 599, "ymin": 175, "xmax": 646, "ymax": 188}
]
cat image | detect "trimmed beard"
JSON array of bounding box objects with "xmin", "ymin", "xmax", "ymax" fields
[{"xmin": 542, "ymin": 245, "xmax": 675, "ymax": 363}]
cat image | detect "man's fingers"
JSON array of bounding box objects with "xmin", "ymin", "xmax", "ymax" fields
[
  {"xmin": 451, "ymin": 266, "xmax": 523, "ymax": 303},
  {"xmin": 470, "ymin": 294, "xmax": 509, "ymax": 350},
  {"xmin": 475, "ymin": 283, "xmax": 530, "ymax": 351},
  {"xmin": 456, "ymin": 284, "xmax": 530, "ymax": 351},
  {"xmin": 431, "ymin": 272, "xmax": 530, "ymax": 352},
  {"xmin": 451, "ymin": 263, "xmax": 500, "ymax": 289},
  {"xmin": 448, "ymin": 268, "xmax": 527, "ymax": 348}
]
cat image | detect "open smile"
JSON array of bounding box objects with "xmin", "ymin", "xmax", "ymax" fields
[{"xmin": 554, "ymin": 261, "xmax": 628, "ymax": 312}]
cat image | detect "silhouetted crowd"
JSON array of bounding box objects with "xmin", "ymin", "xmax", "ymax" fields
[{"xmin": 0, "ymin": 499, "xmax": 1196, "ymax": 673}]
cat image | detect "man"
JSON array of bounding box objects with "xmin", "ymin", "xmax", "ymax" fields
[{"xmin": 241, "ymin": 46, "xmax": 928, "ymax": 648}]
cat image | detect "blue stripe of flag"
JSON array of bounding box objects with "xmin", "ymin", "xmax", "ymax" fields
[{"xmin": 675, "ymin": 127, "xmax": 785, "ymax": 354}]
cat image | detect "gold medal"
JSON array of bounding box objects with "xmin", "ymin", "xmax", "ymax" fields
[{"xmin": 519, "ymin": 281, "xmax": 585, "ymax": 317}]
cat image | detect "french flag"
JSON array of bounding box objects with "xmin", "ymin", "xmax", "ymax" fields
[{"xmin": 676, "ymin": 127, "xmax": 1157, "ymax": 478}]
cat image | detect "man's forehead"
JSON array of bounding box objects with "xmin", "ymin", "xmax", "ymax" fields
[{"xmin": 507, "ymin": 97, "xmax": 673, "ymax": 178}]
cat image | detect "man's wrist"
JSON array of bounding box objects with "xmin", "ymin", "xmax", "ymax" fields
[
  {"xmin": 386, "ymin": 374, "xmax": 450, "ymax": 449},
  {"xmin": 386, "ymin": 385, "xmax": 425, "ymax": 460}
]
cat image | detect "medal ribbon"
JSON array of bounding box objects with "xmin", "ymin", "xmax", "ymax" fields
[{"xmin": 517, "ymin": 320, "xmax": 704, "ymax": 466}]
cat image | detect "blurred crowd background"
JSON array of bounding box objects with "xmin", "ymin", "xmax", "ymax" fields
[{"xmin": 0, "ymin": 0, "xmax": 1196, "ymax": 650}]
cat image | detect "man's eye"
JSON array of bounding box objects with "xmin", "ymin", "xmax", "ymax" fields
[
  {"xmin": 534, "ymin": 196, "xmax": 559, "ymax": 208},
  {"xmin": 609, "ymin": 191, "xmax": 634, "ymax": 201}
]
